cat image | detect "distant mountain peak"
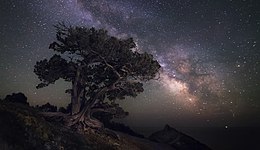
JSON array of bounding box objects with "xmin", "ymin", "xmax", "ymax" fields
[{"xmin": 149, "ymin": 124, "xmax": 211, "ymax": 150}]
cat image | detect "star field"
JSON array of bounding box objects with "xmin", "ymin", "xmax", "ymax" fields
[{"xmin": 0, "ymin": 0, "xmax": 259, "ymax": 129}]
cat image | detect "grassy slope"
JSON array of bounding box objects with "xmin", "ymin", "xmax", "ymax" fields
[{"xmin": 0, "ymin": 102, "xmax": 174, "ymax": 150}]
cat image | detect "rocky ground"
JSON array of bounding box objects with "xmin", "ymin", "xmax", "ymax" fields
[{"xmin": 0, "ymin": 101, "xmax": 210, "ymax": 150}]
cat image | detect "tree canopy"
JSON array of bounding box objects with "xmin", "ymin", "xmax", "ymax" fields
[
  {"xmin": 4, "ymin": 92, "xmax": 29, "ymax": 105},
  {"xmin": 34, "ymin": 23, "xmax": 161, "ymax": 129}
]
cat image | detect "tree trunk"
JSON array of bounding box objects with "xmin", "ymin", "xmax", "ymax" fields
[
  {"xmin": 71, "ymin": 82, "xmax": 83, "ymax": 115},
  {"xmin": 68, "ymin": 87, "xmax": 108, "ymax": 130},
  {"xmin": 71, "ymin": 95, "xmax": 80, "ymax": 115},
  {"xmin": 71, "ymin": 67, "xmax": 83, "ymax": 115},
  {"xmin": 84, "ymin": 110, "xmax": 103, "ymax": 128}
]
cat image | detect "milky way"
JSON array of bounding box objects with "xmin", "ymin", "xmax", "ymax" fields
[{"xmin": 0, "ymin": 0, "xmax": 259, "ymax": 128}]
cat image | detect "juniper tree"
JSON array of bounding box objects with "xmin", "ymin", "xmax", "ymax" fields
[{"xmin": 34, "ymin": 23, "xmax": 160, "ymax": 130}]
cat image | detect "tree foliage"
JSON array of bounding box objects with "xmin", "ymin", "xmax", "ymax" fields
[
  {"xmin": 36, "ymin": 103, "xmax": 58, "ymax": 112},
  {"xmin": 4, "ymin": 92, "xmax": 29, "ymax": 105},
  {"xmin": 34, "ymin": 23, "xmax": 161, "ymax": 129}
]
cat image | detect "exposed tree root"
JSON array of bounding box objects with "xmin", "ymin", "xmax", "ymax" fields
[
  {"xmin": 62, "ymin": 112, "xmax": 103, "ymax": 132},
  {"xmin": 39, "ymin": 110, "xmax": 119, "ymax": 139}
]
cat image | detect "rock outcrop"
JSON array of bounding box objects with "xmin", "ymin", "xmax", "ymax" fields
[{"xmin": 149, "ymin": 124, "xmax": 211, "ymax": 150}]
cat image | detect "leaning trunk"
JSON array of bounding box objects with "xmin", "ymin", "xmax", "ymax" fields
[
  {"xmin": 85, "ymin": 110, "xmax": 103, "ymax": 128},
  {"xmin": 71, "ymin": 94, "xmax": 80, "ymax": 115},
  {"xmin": 71, "ymin": 82, "xmax": 83, "ymax": 115},
  {"xmin": 67, "ymin": 87, "xmax": 108, "ymax": 130},
  {"xmin": 71, "ymin": 67, "xmax": 83, "ymax": 115},
  {"xmin": 82, "ymin": 87, "xmax": 109, "ymax": 128}
]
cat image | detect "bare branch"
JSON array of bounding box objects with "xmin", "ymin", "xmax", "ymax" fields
[{"xmin": 90, "ymin": 50, "xmax": 122, "ymax": 79}]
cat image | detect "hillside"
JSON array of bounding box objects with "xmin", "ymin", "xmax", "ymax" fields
[
  {"xmin": 0, "ymin": 101, "xmax": 210, "ymax": 150},
  {"xmin": 0, "ymin": 102, "xmax": 174, "ymax": 150}
]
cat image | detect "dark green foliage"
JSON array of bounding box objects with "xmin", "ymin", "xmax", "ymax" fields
[
  {"xmin": 34, "ymin": 23, "xmax": 161, "ymax": 121},
  {"xmin": 36, "ymin": 103, "xmax": 57, "ymax": 112},
  {"xmin": 93, "ymin": 111, "xmax": 144, "ymax": 138},
  {"xmin": 58, "ymin": 107, "xmax": 67, "ymax": 113},
  {"xmin": 4, "ymin": 92, "xmax": 29, "ymax": 105},
  {"xmin": 34, "ymin": 22, "xmax": 160, "ymax": 97},
  {"xmin": 58, "ymin": 103, "xmax": 72, "ymax": 114},
  {"xmin": 34, "ymin": 54, "xmax": 72, "ymax": 88}
]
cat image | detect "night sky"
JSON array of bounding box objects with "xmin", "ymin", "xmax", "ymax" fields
[{"xmin": 0, "ymin": 0, "xmax": 260, "ymax": 145}]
